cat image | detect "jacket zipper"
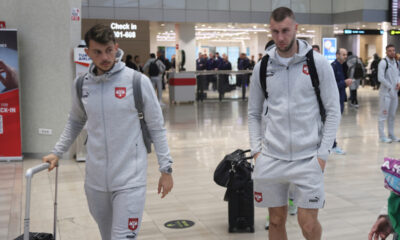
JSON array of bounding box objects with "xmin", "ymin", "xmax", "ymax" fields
[
  {"xmin": 287, "ymin": 66, "xmax": 293, "ymax": 160},
  {"xmin": 101, "ymin": 82, "xmax": 110, "ymax": 191}
]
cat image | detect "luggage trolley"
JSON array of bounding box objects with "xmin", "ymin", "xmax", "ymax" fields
[{"xmin": 15, "ymin": 162, "xmax": 58, "ymax": 240}]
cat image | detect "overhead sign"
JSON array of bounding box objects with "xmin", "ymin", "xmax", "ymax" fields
[
  {"xmin": 390, "ymin": 30, "xmax": 400, "ymax": 35},
  {"xmin": 343, "ymin": 29, "xmax": 384, "ymax": 35},
  {"xmin": 322, "ymin": 38, "xmax": 337, "ymax": 63},
  {"xmin": 164, "ymin": 220, "xmax": 195, "ymax": 229},
  {"xmin": 110, "ymin": 22, "xmax": 137, "ymax": 39},
  {"xmin": 392, "ymin": 0, "xmax": 400, "ymax": 26}
]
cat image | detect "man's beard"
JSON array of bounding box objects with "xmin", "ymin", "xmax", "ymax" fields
[{"xmin": 277, "ymin": 36, "xmax": 296, "ymax": 53}]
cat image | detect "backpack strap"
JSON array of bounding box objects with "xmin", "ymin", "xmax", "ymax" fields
[
  {"xmin": 306, "ymin": 49, "xmax": 326, "ymax": 123},
  {"xmin": 132, "ymin": 70, "xmax": 153, "ymax": 153},
  {"xmin": 76, "ymin": 73, "xmax": 88, "ymax": 116},
  {"xmin": 384, "ymin": 58, "xmax": 389, "ymax": 75},
  {"xmin": 259, "ymin": 54, "xmax": 270, "ymax": 100}
]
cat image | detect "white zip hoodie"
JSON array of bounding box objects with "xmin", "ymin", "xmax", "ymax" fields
[
  {"xmin": 52, "ymin": 49, "xmax": 173, "ymax": 191},
  {"xmin": 248, "ymin": 40, "xmax": 341, "ymax": 161},
  {"xmin": 378, "ymin": 56, "xmax": 400, "ymax": 98}
]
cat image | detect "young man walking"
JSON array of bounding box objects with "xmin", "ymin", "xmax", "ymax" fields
[
  {"xmin": 378, "ymin": 44, "xmax": 400, "ymax": 143},
  {"xmin": 43, "ymin": 24, "xmax": 173, "ymax": 240},
  {"xmin": 143, "ymin": 52, "xmax": 166, "ymax": 106},
  {"xmin": 248, "ymin": 7, "xmax": 341, "ymax": 240}
]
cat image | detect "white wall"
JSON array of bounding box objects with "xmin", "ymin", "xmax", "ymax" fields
[{"xmin": 0, "ymin": 0, "xmax": 82, "ymax": 157}]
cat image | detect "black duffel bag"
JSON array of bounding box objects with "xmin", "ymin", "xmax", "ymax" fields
[{"xmin": 214, "ymin": 149, "xmax": 253, "ymax": 189}]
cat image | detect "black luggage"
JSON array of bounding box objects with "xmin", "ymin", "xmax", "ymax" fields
[
  {"xmin": 214, "ymin": 149, "xmax": 254, "ymax": 233},
  {"xmin": 15, "ymin": 163, "xmax": 58, "ymax": 240}
]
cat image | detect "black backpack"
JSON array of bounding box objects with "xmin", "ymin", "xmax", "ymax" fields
[
  {"xmin": 259, "ymin": 49, "xmax": 326, "ymax": 123},
  {"xmin": 149, "ymin": 59, "xmax": 160, "ymax": 76},
  {"xmin": 378, "ymin": 58, "xmax": 399, "ymax": 77},
  {"xmin": 353, "ymin": 59, "xmax": 364, "ymax": 79}
]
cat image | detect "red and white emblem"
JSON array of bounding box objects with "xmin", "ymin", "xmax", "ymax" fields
[
  {"xmin": 254, "ymin": 192, "xmax": 263, "ymax": 203},
  {"xmin": 302, "ymin": 64, "xmax": 309, "ymax": 75},
  {"xmin": 128, "ymin": 218, "xmax": 138, "ymax": 231},
  {"xmin": 115, "ymin": 87, "xmax": 126, "ymax": 99}
]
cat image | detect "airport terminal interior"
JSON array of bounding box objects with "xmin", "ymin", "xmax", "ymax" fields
[{"xmin": 2, "ymin": 0, "xmax": 400, "ymax": 239}]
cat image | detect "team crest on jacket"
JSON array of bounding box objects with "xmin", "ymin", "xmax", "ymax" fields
[
  {"xmin": 115, "ymin": 87, "xmax": 126, "ymax": 99},
  {"xmin": 254, "ymin": 192, "xmax": 263, "ymax": 202},
  {"xmin": 302, "ymin": 64, "xmax": 310, "ymax": 75},
  {"xmin": 128, "ymin": 218, "xmax": 138, "ymax": 231}
]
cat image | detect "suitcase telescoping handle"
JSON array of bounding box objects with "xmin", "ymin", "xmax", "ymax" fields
[{"xmin": 24, "ymin": 163, "xmax": 58, "ymax": 240}]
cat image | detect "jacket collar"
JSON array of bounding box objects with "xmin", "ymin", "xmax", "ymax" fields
[
  {"xmin": 266, "ymin": 39, "xmax": 312, "ymax": 66},
  {"xmin": 88, "ymin": 48, "xmax": 125, "ymax": 83}
]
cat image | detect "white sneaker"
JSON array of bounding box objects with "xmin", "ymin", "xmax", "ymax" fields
[
  {"xmin": 265, "ymin": 216, "xmax": 269, "ymax": 230},
  {"xmin": 381, "ymin": 137, "xmax": 393, "ymax": 143},
  {"xmin": 159, "ymin": 102, "xmax": 166, "ymax": 107},
  {"xmin": 332, "ymin": 147, "xmax": 346, "ymax": 155},
  {"xmin": 391, "ymin": 137, "xmax": 400, "ymax": 142}
]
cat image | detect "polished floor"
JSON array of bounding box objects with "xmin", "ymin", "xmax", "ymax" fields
[{"xmin": 2, "ymin": 86, "xmax": 400, "ymax": 240}]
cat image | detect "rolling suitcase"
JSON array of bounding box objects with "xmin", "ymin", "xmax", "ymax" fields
[
  {"xmin": 15, "ymin": 162, "xmax": 58, "ymax": 240},
  {"xmin": 214, "ymin": 149, "xmax": 254, "ymax": 233}
]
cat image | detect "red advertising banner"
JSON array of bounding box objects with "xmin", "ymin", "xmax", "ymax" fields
[{"xmin": 0, "ymin": 29, "xmax": 22, "ymax": 160}]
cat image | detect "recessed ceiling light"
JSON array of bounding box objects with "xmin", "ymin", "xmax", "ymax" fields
[
  {"xmin": 362, "ymin": 25, "xmax": 366, "ymax": 27},
  {"xmin": 202, "ymin": 24, "xmax": 205, "ymax": 27},
  {"xmin": 161, "ymin": 23, "xmax": 165, "ymax": 27},
  {"xmin": 253, "ymin": 25, "xmax": 257, "ymax": 28}
]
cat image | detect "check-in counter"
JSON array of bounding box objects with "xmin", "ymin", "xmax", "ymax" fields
[{"xmin": 168, "ymin": 72, "xmax": 196, "ymax": 103}]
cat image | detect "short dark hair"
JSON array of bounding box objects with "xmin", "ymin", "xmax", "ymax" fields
[
  {"xmin": 84, "ymin": 24, "xmax": 115, "ymax": 47},
  {"xmin": 134, "ymin": 55, "xmax": 139, "ymax": 61},
  {"xmin": 150, "ymin": 53, "xmax": 156, "ymax": 58},
  {"xmin": 386, "ymin": 44, "xmax": 395, "ymax": 50},
  {"xmin": 312, "ymin": 45, "xmax": 320, "ymax": 51},
  {"xmin": 270, "ymin": 7, "xmax": 296, "ymax": 22}
]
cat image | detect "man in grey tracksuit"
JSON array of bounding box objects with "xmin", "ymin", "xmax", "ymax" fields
[
  {"xmin": 248, "ymin": 7, "xmax": 341, "ymax": 240},
  {"xmin": 43, "ymin": 24, "xmax": 173, "ymax": 240},
  {"xmin": 378, "ymin": 44, "xmax": 400, "ymax": 143},
  {"xmin": 143, "ymin": 52, "xmax": 165, "ymax": 105}
]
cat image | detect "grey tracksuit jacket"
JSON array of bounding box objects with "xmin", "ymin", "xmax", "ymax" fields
[
  {"xmin": 248, "ymin": 40, "xmax": 341, "ymax": 162},
  {"xmin": 52, "ymin": 49, "xmax": 173, "ymax": 192},
  {"xmin": 346, "ymin": 55, "xmax": 366, "ymax": 90},
  {"xmin": 378, "ymin": 57, "xmax": 400, "ymax": 98}
]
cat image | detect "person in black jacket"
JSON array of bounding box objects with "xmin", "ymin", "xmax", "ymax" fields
[
  {"xmin": 218, "ymin": 54, "xmax": 232, "ymax": 101},
  {"xmin": 371, "ymin": 53, "xmax": 381, "ymax": 90},
  {"xmin": 125, "ymin": 54, "xmax": 135, "ymax": 70}
]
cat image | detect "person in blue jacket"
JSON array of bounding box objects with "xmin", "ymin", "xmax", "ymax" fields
[
  {"xmin": 331, "ymin": 48, "xmax": 352, "ymax": 155},
  {"xmin": 217, "ymin": 54, "xmax": 232, "ymax": 101}
]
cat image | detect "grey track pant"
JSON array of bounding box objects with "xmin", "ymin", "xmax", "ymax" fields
[
  {"xmin": 85, "ymin": 185, "xmax": 146, "ymax": 240},
  {"xmin": 150, "ymin": 76, "xmax": 163, "ymax": 102},
  {"xmin": 378, "ymin": 95, "xmax": 398, "ymax": 139}
]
